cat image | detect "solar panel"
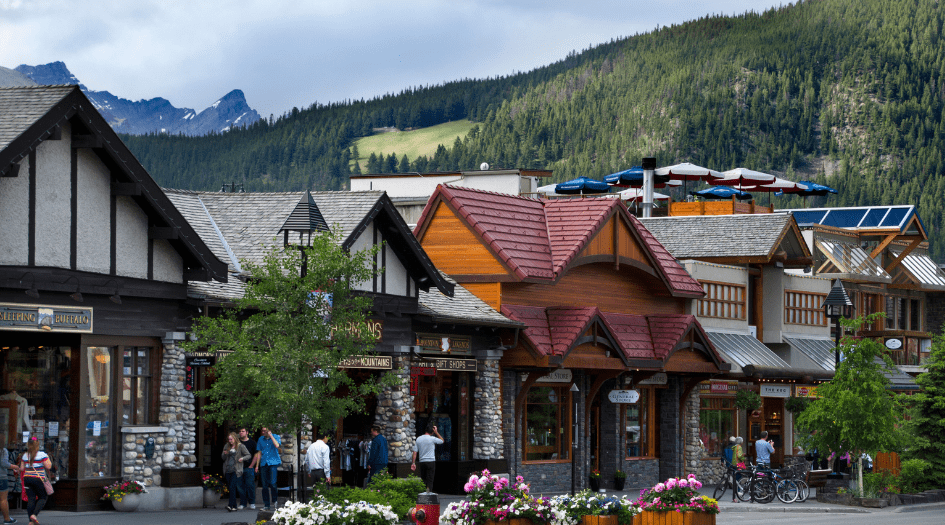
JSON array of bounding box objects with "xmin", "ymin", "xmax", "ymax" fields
[
  {"xmin": 823, "ymin": 209, "xmax": 867, "ymax": 228},
  {"xmin": 859, "ymin": 208, "xmax": 888, "ymax": 228},
  {"xmin": 783, "ymin": 205, "xmax": 922, "ymax": 234},
  {"xmin": 880, "ymin": 207, "xmax": 909, "ymax": 228},
  {"xmin": 791, "ymin": 210, "xmax": 828, "ymax": 224}
]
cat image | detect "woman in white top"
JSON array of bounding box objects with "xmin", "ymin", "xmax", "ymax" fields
[{"xmin": 19, "ymin": 438, "xmax": 51, "ymax": 525}]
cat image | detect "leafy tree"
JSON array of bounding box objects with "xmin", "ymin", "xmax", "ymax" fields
[
  {"xmin": 899, "ymin": 326, "xmax": 945, "ymax": 490},
  {"xmin": 796, "ymin": 314, "xmax": 904, "ymax": 494},
  {"xmin": 184, "ymin": 229, "xmax": 398, "ymax": 436}
]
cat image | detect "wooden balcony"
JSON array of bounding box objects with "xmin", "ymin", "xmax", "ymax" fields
[{"xmin": 669, "ymin": 198, "xmax": 773, "ymax": 217}]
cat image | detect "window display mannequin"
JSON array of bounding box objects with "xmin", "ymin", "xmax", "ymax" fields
[{"xmin": 0, "ymin": 390, "xmax": 33, "ymax": 434}]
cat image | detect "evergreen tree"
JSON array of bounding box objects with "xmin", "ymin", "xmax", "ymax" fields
[{"xmin": 900, "ymin": 327, "xmax": 945, "ymax": 489}]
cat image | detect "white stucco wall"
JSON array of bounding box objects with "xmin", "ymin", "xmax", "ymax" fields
[
  {"xmin": 152, "ymin": 239, "xmax": 183, "ymax": 283},
  {"xmin": 0, "ymin": 156, "xmax": 30, "ymax": 265},
  {"xmin": 781, "ymin": 273, "xmax": 832, "ymax": 338},
  {"xmin": 115, "ymin": 195, "xmax": 149, "ymax": 279},
  {"xmin": 350, "ymin": 172, "xmax": 526, "ymax": 198},
  {"xmin": 684, "ymin": 260, "xmax": 751, "ymax": 331},
  {"xmin": 762, "ymin": 266, "xmax": 786, "ymax": 344},
  {"xmin": 348, "ymin": 220, "xmax": 413, "ymax": 296},
  {"xmin": 76, "ymin": 146, "xmax": 112, "ymax": 274},
  {"xmin": 34, "ymin": 129, "xmax": 72, "ymax": 268}
]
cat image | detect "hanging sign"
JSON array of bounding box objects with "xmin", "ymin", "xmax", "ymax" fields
[
  {"xmin": 885, "ymin": 338, "xmax": 903, "ymax": 350},
  {"xmin": 416, "ymin": 333, "xmax": 471, "ymax": 355},
  {"xmin": 638, "ymin": 373, "xmax": 667, "ymax": 385},
  {"xmin": 794, "ymin": 385, "xmax": 820, "ymax": 398},
  {"xmin": 607, "ymin": 389, "xmax": 640, "ymax": 404},
  {"xmin": 0, "ymin": 303, "xmax": 93, "ymax": 333},
  {"xmin": 532, "ymin": 369, "xmax": 573, "ymax": 383},
  {"xmin": 760, "ymin": 384, "xmax": 791, "ymax": 398},
  {"xmin": 339, "ymin": 355, "xmax": 393, "ymax": 369},
  {"xmin": 411, "ymin": 358, "xmax": 477, "ymax": 372}
]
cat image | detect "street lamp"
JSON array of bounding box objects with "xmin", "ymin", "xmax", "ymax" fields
[
  {"xmin": 278, "ymin": 190, "xmax": 329, "ymax": 503},
  {"xmin": 570, "ymin": 382, "xmax": 580, "ymax": 495},
  {"xmin": 821, "ymin": 279, "xmax": 854, "ymax": 368}
]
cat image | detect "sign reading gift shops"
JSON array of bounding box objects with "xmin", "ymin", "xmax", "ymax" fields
[
  {"xmin": 0, "ymin": 303, "xmax": 93, "ymax": 333},
  {"xmin": 409, "ymin": 358, "xmax": 477, "ymax": 395}
]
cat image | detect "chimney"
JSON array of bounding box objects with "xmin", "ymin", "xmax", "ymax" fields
[{"xmin": 642, "ymin": 157, "xmax": 656, "ymax": 218}]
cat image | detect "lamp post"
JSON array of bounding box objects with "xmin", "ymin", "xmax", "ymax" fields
[
  {"xmin": 570, "ymin": 382, "xmax": 580, "ymax": 495},
  {"xmin": 821, "ymin": 279, "xmax": 854, "ymax": 369},
  {"xmin": 278, "ymin": 190, "xmax": 329, "ymax": 503}
]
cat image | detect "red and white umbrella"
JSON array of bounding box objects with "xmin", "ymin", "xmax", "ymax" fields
[
  {"xmin": 743, "ymin": 178, "xmax": 810, "ymax": 193},
  {"xmin": 655, "ymin": 162, "xmax": 725, "ymax": 181},
  {"xmin": 711, "ymin": 168, "xmax": 777, "ymax": 188}
]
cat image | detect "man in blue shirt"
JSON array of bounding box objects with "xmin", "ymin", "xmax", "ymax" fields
[
  {"xmin": 256, "ymin": 427, "xmax": 281, "ymax": 511},
  {"xmin": 366, "ymin": 425, "xmax": 388, "ymax": 485},
  {"xmin": 755, "ymin": 431, "xmax": 775, "ymax": 467}
]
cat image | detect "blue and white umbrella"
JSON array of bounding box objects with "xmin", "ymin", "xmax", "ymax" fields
[
  {"xmin": 555, "ymin": 176, "xmax": 611, "ymax": 195},
  {"xmin": 691, "ymin": 186, "xmax": 753, "ymax": 201}
]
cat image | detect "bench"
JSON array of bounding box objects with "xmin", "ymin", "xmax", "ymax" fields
[{"xmin": 806, "ymin": 469, "xmax": 832, "ymax": 488}]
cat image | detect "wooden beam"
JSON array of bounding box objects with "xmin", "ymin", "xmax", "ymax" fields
[
  {"xmin": 112, "ymin": 183, "xmax": 141, "ymax": 196},
  {"xmin": 148, "ymin": 227, "xmax": 179, "ymax": 240},
  {"xmin": 869, "ymin": 233, "xmax": 899, "ymax": 259},
  {"xmin": 885, "ymin": 238, "xmax": 923, "ymax": 274},
  {"xmin": 0, "ymin": 163, "xmax": 19, "ymax": 178},
  {"xmin": 72, "ymin": 134, "xmax": 103, "ymax": 149},
  {"xmin": 47, "ymin": 126, "xmax": 62, "ymax": 140}
]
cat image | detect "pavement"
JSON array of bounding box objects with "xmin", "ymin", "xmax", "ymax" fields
[{"xmin": 11, "ymin": 486, "xmax": 945, "ymax": 524}]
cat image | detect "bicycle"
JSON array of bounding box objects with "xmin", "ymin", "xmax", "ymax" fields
[{"xmin": 713, "ymin": 459, "xmax": 742, "ymax": 501}]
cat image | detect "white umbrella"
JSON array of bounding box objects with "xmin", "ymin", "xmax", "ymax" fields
[
  {"xmin": 537, "ymin": 184, "xmax": 561, "ymax": 196},
  {"xmin": 656, "ymin": 162, "xmax": 724, "ymax": 197},
  {"xmin": 619, "ymin": 188, "xmax": 670, "ymax": 202},
  {"xmin": 711, "ymin": 168, "xmax": 777, "ymax": 189}
]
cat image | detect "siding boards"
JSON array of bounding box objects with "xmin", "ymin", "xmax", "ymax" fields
[
  {"xmin": 578, "ymin": 216, "xmax": 652, "ymax": 270},
  {"xmin": 419, "ymin": 203, "xmax": 510, "ymax": 276},
  {"xmin": 462, "ymin": 282, "xmax": 502, "ymax": 311},
  {"xmin": 501, "ymin": 264, "xmax": 684, "ymax": 315}
]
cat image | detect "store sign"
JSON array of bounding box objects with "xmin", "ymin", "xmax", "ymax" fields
[
  {"xmin": 339, "ymin": 355, "xmax": 393, "ymax": 369},
  {"xmin": 885, "ymin": 338, "xmax": 903, "ymax": 350},
  {"xmin": 709, "ymin": 380, "xmax": 738, "ymax": 393},
  {"xmin": 639, "ymin": 373, "xmax": 667, "ymax": 385},
  {"xmin": 608, "ymin": 389, "xmax": 640, "ymax": 404},
  {"xmin": 794, "ymin": 385, "xmax": 820, "ymax": 398},
  {"xmin": 0, "ymin": 303, "xmax": 93, "ymax": 333},
  {"xmin": 416, "ymin": 333, "xmax": 471, "ymax": 354},
  {"xmin": 760, "ymin": 384, "xmax": 791, "ymax": 398},
  {"xmin": 532, "ymin": 369, "xmax": 573, "ymax": 383},
  {"xmin": 412, "ymin": 358, "xmax": 477, "ymax": 372}
]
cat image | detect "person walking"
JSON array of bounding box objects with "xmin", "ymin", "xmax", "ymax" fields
[
  {"xmin": 755, "ymin": 431, "xmax": 775, "ymax": 467},
  {"xmin": 238, "ymin": 427, "xmax": 258, "ymax": 510},
  {"xmin": 221, "ymin": 432, "xmax": 251, "ymax": 512},
  {"xmin": 19, "ymin": 437, "xmax": 51, "ymax": 525},
  {"xmin": 410, "ymin": 423, "xmax": 444, "ymax": 493},
  {"xmin": 306, "ymin": 433, "xmax": 332, "ymax": 485},
  {"xmin": 0, "ymin": 441, "xmax": 16, "ymax": 524},
  {"xmin": 731, "ymin": 436, "xmax": 746, "ymax": 503},
  {"xmin": 256, "ymin": 427, "xmax": 282, "ymax": 511},
  {"xmin": 365, "ymin": 425, "xmax": 388, "ymax": 485}
]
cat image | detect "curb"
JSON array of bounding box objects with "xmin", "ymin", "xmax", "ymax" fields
[
  {"xmin": 718, "ymin": 505, "xmax": 870, "ymax": 513},
  {"xmin": 893, "ymin": 501, "xmax": 945, "ymax": 513}
]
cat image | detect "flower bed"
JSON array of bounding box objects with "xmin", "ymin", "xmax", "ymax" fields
[
  {"xmin": 442, "ymin": 470, "xmax": 570, "ymax": 525},
  {"xmin": 272, "ymin": 499, "xmax": 399, "ymax": 525},
  {"xmin": 634, "ymin": 474, "xmax": 718, "ymax": 514},
  {"xmin": 101, "ymin": 480, "xmax": 147, "ymax": 502},
  {"xmin": 551, "ymin": 490, "xmax": 640, "ymax": 524}
]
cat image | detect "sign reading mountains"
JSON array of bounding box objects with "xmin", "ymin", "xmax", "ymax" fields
[{"xmin": 3, "ymin": 61, "xmax": 260, "ymax": 136}]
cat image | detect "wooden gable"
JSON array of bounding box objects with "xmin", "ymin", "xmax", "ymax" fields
[
  {"xmin": 417, "ymin": 201, "xmax": 512, "ymax": 277},
  {"xmin": 576, "ymin": 214, "xmax": 654, "ymax": 272}
]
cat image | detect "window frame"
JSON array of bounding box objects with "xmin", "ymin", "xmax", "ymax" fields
[
  {"xmin": 697, "ymin": 281, "xmax": 747, "ymax": 320},
  {"xmin": 522, "ymin": 384, "xmax": 572, "ymax": 464},
  {"xmin": 783, "ymin": 290, "xmax": 828, "ymax": 326},
  {"xmin": 624, "ymin": 386, "xmax": 656, "ymax": 459},
  {"xmin": 122, "ymin": 346, "xmax": 154, "ymax": 426},
  {"xmin": 699, "ymin": 395, "xmax": 736, "ymax": 458}
]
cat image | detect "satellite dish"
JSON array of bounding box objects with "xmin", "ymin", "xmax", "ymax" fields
[{"xmin": 480, "ymin": 162, "xmax": 489, "ymax": 171}]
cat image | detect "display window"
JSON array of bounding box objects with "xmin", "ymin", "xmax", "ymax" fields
[
  {"xmin": 700, "ymin": 397, "xmax": 735, "ymax": 457},
  {"xmin": 624, "ymin": 386, "xmax": 655, "ymax": 458},
  {"xmin": 413, "ymin": 370, "xmax": 472, "ymax": 463},
  {"xmin": 523, "ymin": 385, "xmax": 570, "ymax": 462}
]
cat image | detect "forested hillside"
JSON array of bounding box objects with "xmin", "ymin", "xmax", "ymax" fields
[{"xmin": 123, "ymin": 0, "xmax": 945, "ymax": 259}]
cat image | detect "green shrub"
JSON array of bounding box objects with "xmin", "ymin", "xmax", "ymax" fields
[
  {"xmin": 899, "ymin": 459, "xmax": 932, "ymax": 493},
  {"xmin": 318, "ymin": 474, "xmax": 425, "ymax": 518}
]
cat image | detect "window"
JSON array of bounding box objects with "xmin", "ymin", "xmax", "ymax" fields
[
  {"xmin": 86, "ymin": 346, "xmax": 114, "ymax": 476},
  {"xmin": 697, "ymin": 281, "xmax": 746, "ymax": 320},
  {"xmin": 524, "ymin": 385, "xmax": 570, "ymax": 461},
  {"xmin": 910, "ymin": 299, "xmax": 921, "ymax": 331},
  {"xmin": 122, "ymin": 347, "xmax": 152, "ymax": 425},
  {"xmin": 784, "ymin": 290, "xmax": 827, "ymax": 326},
  {"xmin": 699, "ymin": 397, "xmax": 735, "ymax": 457},
  {"xmin": 624, "ymin": 387, "xmax": 654, "ymax": 458}
]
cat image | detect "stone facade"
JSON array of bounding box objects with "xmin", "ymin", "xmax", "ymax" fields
[
  {"xmin": 657, "ymin": 377, "xmax": 683, "ymax": 481},
  {"xmin": 121, "ymin": 337, "xmax": 197, "ymax": 486},
  {"xmin": 685, "ymin": 388, "xmax": 724, "ymax": 483},
  {"xmin": 473, "ymin": 359, "xmax": 503, "ymax": 460},
  {"xmin": 374, "ymin": 355, "xmax": 415, "ymax": 463}
]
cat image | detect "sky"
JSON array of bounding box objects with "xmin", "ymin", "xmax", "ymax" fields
[{"xmin": 0, "ymin": 0, "xmax": 787, "ymax": 118}]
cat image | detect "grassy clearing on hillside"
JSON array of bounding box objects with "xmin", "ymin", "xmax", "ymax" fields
[{"xmin": 351, "ymin": 120, "xmax": 475, "ymax": 166}]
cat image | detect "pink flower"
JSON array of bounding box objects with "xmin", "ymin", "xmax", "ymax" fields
[
  {"xmin": 692, "ymin": 480, "xmax": 703, "ymax": 489},
  {"xmin": 679, "ymin": 479, "xmax": 688, "ymax": 487},
  {"xmin": 654, "ymin": 483, "xmax": 665, "ymax": 492},
  {"xmin": 666, "ymin": 478, "xmax": 677, "ymax": 489}
]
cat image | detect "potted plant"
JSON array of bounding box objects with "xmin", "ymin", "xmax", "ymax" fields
[
  {"xmin": 589, "ymin": 469, "xmax": 602, "ymax": 492},
  {"xmin": 441, "ymin": 469, "xmax": 569, "ymax": 525},
  {"xmin": 274, "ymin": 499, "xmax": 399, "ymax": 525},
  {"xmin": 101, "ymin": 479, "xmax": 147, "ymax": 512},
  {"xmin": 202, "ymin": 474, "xmax": 227, "ymax": 507},
  {"xmin": 734, "ymin": 389, "xmax": 761, "ymax": 412},
  {"xmin": 614, "ymin": 470, "xmax": 627, "ymax": 491},
  {"xmin": 632, "ymin": 474, "xmax": 719, "ymax": 525},
  {"xmin": 553, "ymin": 490, "xmax": 640, "ymax": 525}
]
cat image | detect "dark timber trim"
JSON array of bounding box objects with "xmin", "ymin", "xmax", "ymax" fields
[
  {"xmin": 71, "ymin": 146, "xmax": 78, "ymax": 270},
  {"xmin": 110, "ymin": 193, "xmax": 117, "ymax": 275},
  {"xmin": 28, "ymin": 150, "xmax": 36, "ymax": 267}
]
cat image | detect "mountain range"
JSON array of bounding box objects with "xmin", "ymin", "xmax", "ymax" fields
[{"xmin": 1, "ymin": 61, "xmax": 261, "ymax": 136}]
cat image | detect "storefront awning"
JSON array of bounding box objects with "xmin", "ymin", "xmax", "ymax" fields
[{"xmin": 704, "ymin": 330, "xmax": 789, "ymax": 369}]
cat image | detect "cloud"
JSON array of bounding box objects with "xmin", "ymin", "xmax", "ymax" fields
[{"xmin": 0, "ymin": 0, "xmax": 785, "ymax": 117}]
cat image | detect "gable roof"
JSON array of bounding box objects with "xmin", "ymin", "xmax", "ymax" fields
[
  {"xmin": 415, "ymin": 185, "xmax": 704, "ymax": 297},
  {"xmin": 0, "ymin": 85, "xmax": 227, "ymax": 282},
  {"xmin": 638, "ymin": 213, "xmax": 810, "ymax": 263},
  {"xmin": 165, "ymin": 189, "xmax": 452, "ymax": 301}
]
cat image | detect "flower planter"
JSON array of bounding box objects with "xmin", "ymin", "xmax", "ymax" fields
[
  {"xmin": 111, "ymin": 493, "xmax": 140, "ymax": 512},
  {"xmin": 582, "ymin": 516, "xmax": 618, "ymax": 525},
  {"xmin": 614, "ymin": 478, "xmax": 626, "ymax": 491},
  {"xmin": 485, "ymin": 520, "xmax": 539, "ymax": 525},
  {"xmin": 203, "ymin": 488, "xmax": 222, "ymax": 507},
  {"xmin": 632, "ymin": 510, "xmax": 715, "ymax": 525},
  {"xmin": 589, "ymin": 478, "xmax": 601, "ymax": 492}
]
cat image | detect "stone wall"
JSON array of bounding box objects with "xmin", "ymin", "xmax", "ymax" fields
[
  {"xmin": 657, "ymin": 377, "xmax": 682, "ymax": 481},
  {"xmin": 374, "ymin": 355, "xmax": 415, "ymax": 463},
  {"xmin": 684, "ymin": 387, "xmax": 725, "ymax": 483},
  {"xmin": 473, "ymin": 359, "xmax": 502, "ymax": 460},
  {"xmin": 121, "ymin": 337, "xmax": 197, "ymax": 486},
  {"xmin": 927, "ymin": 293, "xmax": 945, "ymax": 336}
]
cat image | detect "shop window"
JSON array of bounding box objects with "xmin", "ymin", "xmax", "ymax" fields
[
  {"xmin": 624, "ymin": 387, "xmax": 653, "ymax": 458},
  {"xmin": 86, "ymin": 346, "xmax": 113, "ymax": 477},
  {"xmin": 524, "ymin": 385, "xmax": 570, "ymax": 462},
  {"xmin": 910, "ymin": 299, "xmax": 921, "ymax": 331},
  {"xmin": 784, "ymin": 290, "xmax": 827, "ymax": 326},
  {"xmin": 697, "ymin": 281, "xmax": 746, "ymax": 320},
  {"xmin": 122, "ymin": 347, "xmax": 152, "ymax": 425},
  {"xmin": 699, "ymin": 397, "xmax": 735, "ymax": 457}
]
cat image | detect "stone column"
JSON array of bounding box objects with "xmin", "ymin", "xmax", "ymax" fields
[
  {"xmin": 473, "ymin": 357, "xmax": 503, "ymax": 460},
  {"xmin": 374, "ymin": 354, "xmax": 414, "ymax": 463}
]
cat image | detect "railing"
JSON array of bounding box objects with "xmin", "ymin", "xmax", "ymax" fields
[{"xmin": 669, "ymin": 198, "xmax": 773, "ymax": 216}]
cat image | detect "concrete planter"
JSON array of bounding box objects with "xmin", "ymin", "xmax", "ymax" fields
[{"xmin": 111, "ymin": 493, "xmax": 140, "ymax": 512}]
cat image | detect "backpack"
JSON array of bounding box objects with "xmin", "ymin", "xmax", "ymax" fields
[{"xmin": 723, "ymin": 444, "xmax": 734, "ymax": 465}]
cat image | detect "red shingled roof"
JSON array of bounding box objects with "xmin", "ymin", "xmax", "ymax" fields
[
  {"xmin": 503, "ymin": 305, "xmax": 717, "ymax": 365},
  {"xmin": 414, "ymin": 185, "xmax": 704, "ymax": 297}
]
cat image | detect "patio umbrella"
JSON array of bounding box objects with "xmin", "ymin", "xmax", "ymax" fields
[
  {"xmin": 742, "ymin": 178, "xmax": 809, "ymax": 206},
  {"xmin": 555, "ymin": 176, "xmax": 611, "ymax": 195},
  {"xmin": 710, "ymin": 168, "xmax": 777, "ymax": 190},
  {"xmin": 691, "ymin": 186, "xmax": 753, "ymax": 201},
  {"xmin": 604, "ymin": 166, "xmax": 670, "ymax": 188},
  {"xmin": 619, "ymin": 188, "xmax": 670, "ymax": 203},
  {"xmin": 655, "ymin": 162, "xmax": 724, "ymax": 195},
  {"xmin": 795, "ymin": 180, "xmax": 838, "ymax": 197}
]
